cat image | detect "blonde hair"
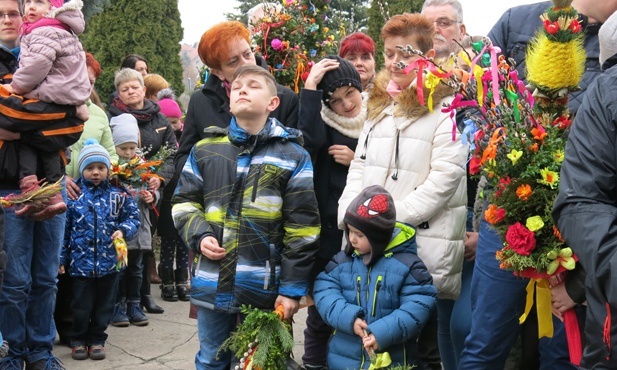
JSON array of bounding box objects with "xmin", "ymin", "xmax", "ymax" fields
[
  {"xmin": 144, "ymin": 74, "xmax": 169, "ymax": 100},
  {"xmin": 114, "ymin": 68, "xmax": 144, "ymax": 90}
]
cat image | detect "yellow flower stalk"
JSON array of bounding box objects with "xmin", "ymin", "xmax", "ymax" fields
[{"xmin": 526, "ymin": 33, "xmax": 585, "ymax": 92}]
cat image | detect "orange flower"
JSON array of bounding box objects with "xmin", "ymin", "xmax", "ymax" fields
[
  {"xmin": 516, "ymin": 184, "xmax": 533, "ymax": 200},
  {"xmin": 485, "ymin": 204, "xmax": 506, "ymax": 225},
  {"xmin": 528, "ymin": 143, "xmax": 539, "ymax": 153},
  {"xmin": 531, "ymin": 126, "xmax": 547, "ymax": 141},
  {"xmin": 553, "ymin": 225, "xmax": 564, "ymax": 242}
]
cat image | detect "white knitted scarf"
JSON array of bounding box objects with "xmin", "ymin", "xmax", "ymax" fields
[{"xmin": 319, "ymin": 93, "xmax": 368, "ymax": 139}]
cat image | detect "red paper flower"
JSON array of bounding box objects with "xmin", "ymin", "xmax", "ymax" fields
[
  {"xmin": 469, "ymin": 156, "xmax": 482, "ymax": 175},
  {"xmin": 506, "ymin": 222, "xmax": 537, "ymax": 256}
]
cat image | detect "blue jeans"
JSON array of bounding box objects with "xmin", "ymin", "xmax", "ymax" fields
[
  {"xmin": 459, "ymin": 219, "xmax": 529, "ymax": 369},
  {"xmin": 0, "ymin": 189, "xmax": 65, "ymax": 364},
  {"xmin": 196, "ymin": 306, "xmax": 238, "ymax": 370},
  {"xmin": 438, "ymin": 209, "xmax": 474, "ymax": 370}
]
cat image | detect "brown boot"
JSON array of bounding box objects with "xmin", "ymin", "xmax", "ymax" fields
[
  {"xmin": 14, "ymin": 175, "xmax": 43, "ymax": 217},
  {"xmin": 30, "ymin": 192, "xmax": 67, "ymax": 221},
  {"xmin": 148, "ymin": 254, "xmax": 161, "ymax": 284}
]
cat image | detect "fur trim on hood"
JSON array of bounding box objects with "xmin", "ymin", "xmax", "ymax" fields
[
  {"xmin": 367, "ymin": 70, "xmax": 454, "ymax": 125},
  {"xmin": 48, "ymin": 0, "xmax": 83, "ymax": 19}
]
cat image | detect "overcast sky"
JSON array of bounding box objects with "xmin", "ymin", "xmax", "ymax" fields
[{"xmin": 178, "ymin": 0, "xmax": 540, "ymax": 45}]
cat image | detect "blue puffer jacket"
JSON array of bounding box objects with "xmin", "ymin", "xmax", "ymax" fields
[
  {"xmin": 314, "ymin": 223, "xmax": 437, "ymax": 369},
  {"xmin": 61, "ymin": 177, "xmax": 140, "ymax": 277}
]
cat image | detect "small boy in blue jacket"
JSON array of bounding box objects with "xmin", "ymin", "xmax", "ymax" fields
[
  {"xmin": 314, "ymin": 185, "xmax": 437, "ymax": 369},
  {"xmin": 59, "ymin": 139, "xmax": 140, "ymax": 361}
]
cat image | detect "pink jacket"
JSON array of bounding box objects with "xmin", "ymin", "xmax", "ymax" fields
[{"xmin": 11, "ymin": 2, "xmax": 90, "ymax": 106}]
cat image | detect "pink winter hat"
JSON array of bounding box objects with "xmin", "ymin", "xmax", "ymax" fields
[
  {"xmin": 158, "ymin": 98, "xmax": 182, "ymax": 118},
  {"xmin": 50, "ymin": 0, "xmax": 64, "ymax": 8}
]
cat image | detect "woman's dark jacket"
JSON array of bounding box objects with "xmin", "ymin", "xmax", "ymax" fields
[
  {"xmin": 174, "ymin": 58, "xmax": 299, "ymax": 171},
  {"xmin": 297, "ymin": 89, "xmax": 358, "ymax": 261}
]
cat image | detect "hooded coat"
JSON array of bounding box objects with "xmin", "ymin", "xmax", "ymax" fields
[
  {"xmin": 172, "ymin": 117, "xmax": 320, "ymax": 313},
  {"xmin": 61, "ymin": 177, "xmax": 140, "ymax": 277},
  {"xmin": 337, "ymin": 70, "xmax": 467, "ymax": 299},
  {"xmin": 11, "ymin": 0, "xmax": 90, "ymax": 105},
  {"xmin": 553, "ymin": 55, "xmax": 617, "ymax": 367},
  {"xmin": 314, "ymin": 222, "xmax": 437, "ymax": 369}
]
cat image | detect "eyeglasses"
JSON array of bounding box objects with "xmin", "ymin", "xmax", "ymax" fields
[
  {"xmin": 0, "ymin": 12, "xmax": 20, "ymax": 21},
  {"xmin": 433, "ymin": 17, "xmax": 460, "ymax": 29}
]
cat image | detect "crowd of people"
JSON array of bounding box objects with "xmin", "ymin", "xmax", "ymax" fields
[{"xmin": 2, "ymin": 0, "xmax": 617, "ymax": 369}]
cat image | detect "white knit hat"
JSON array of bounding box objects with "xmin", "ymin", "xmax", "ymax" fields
[{"xmin": 599, "ymin": 11, "xmax": 617, "ymax": 66}]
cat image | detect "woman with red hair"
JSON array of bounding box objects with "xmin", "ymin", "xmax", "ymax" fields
[
  {"xmin": 339, "ymin": 32, "xmax": 377, "ymax": 91},
  {"xmin": 175, "ymin": 20, "xmax": 299, "ymax": 169}
]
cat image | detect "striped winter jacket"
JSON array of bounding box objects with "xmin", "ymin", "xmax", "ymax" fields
[
  {"xmin": 172, "ymin": 117, "xmax": 320, "ymax": 313},
  {"xmin": 61, "ymin": 178, "xmax": 140, "ymax": 277}
]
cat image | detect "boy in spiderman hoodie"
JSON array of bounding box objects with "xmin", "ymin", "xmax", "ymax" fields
[{"xmin": 314, "ymin": 185, "xmax": 437, "ymax": 369}]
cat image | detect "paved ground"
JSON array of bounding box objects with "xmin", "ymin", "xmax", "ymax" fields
[{"xmin": 52, "ymin": 291, "xmax": 307, "ymax": 370}]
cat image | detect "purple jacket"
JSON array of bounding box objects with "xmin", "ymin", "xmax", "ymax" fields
[{"xmin": 11, "ymin": 2, "xmax": 89, "ymax": 105}]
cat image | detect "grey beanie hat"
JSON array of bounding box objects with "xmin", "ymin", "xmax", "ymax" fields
[
  {"xmin": 317, "ymin": 55, "xmax": 362, "ymax": 107},
  {"xmin": 110, "ymin": 113, "xmax": 140, "ymax": 147},
  {"xmin": 343, "ymin": 185, "xmax": 396, "ymax": 266},
  {"xmin": 599, "ymin": 11, "xmax": 617, "ymax": 66}
]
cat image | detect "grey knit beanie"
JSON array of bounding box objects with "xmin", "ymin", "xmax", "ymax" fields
[
  {"xmin": 110, "ymin": 113, "xmax": 140, "ymax": 147},
  {"xmin": 317, "ymin": 55, "xmax": 362, "ymax": 107},
  {"xmin": 599, "ymin": 11, "xmax": 617, "ymax": 66}
]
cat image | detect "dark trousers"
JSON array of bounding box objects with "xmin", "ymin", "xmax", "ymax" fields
[
  {"xmin": 117, "ymin": 249, "xmax": 143, "ymax": 304},
  {"xmin": 19, "ymin": 143, "xmax": 62, "ymax": 182},
  {"xmin": 418, "ymin": 309, "xmax": 441, "ymax": 370},
  {"xmin": 302, "ymin": 256, "xmax": 332, "ymax": 366},
  {"xmin": 70, "ymin": 273, "xmax": 119, "ymax": 347}
]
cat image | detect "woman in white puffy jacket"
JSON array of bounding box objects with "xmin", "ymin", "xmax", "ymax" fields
[{"xmin": 337, "ymin": 13, "xmax": 468, "ymax": 369}]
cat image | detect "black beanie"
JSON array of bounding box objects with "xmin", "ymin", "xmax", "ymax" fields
[
  {"xmin": 317, "ymin": 55, "xmax": 362, "ymax": 107},
  {"xmin": 343, "ymin": 185, "xmax": 396, "ymax": 266}
]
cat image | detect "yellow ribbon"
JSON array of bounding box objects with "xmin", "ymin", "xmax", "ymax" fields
[{"xmin": 520, "ymin": 279, "xmax": 554, "ymax": 338}]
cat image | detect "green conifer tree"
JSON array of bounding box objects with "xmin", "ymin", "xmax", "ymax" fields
[{"xmin": 81, "ymin": 0, "xmax": 184, "ymax": 102}]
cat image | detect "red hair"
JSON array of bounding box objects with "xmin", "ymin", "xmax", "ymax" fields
[
  {"xmin": 198, "ymin": 21, "xmax": 250, "ymax": 70},
  {"xmin": 339, "ymin": 32, "xmax": 376, "ymax": 58},
  {"xmin": 85, "ymin": 52, "xmax": 102, "ymax": 79},
  {"xmin": 380, "ymin": 13, "xmax": 435, "ymax": 53}
]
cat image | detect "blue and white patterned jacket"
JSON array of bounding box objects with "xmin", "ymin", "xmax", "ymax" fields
[{"xmin": 61, "ymin": 177, "xmax": 140, "ymax": 277}]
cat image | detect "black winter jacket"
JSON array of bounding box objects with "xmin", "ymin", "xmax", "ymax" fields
[
  {"xmin": 108, "ymin": 99, "xmax": 176, "ymax": 186},
  {"xmin": 297, "ymin": 89, "xmax": 360, "ymax": 261},
  {"xmin": 174, "ymin": 58, "xmax": 299, "ymax": 171},
  {"xmin": 553, "ymin": 56, "xmax": 617, "ymax": 367},
  {"xmin": 488, "ymin": 1, "xmax": 601, "ymax": 114},
  {"xmin": 0, "ymin": 47, "xmax": 78, "ymax": 189}
]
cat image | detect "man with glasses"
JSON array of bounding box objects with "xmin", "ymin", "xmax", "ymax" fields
[
  {"xmin": 421, "ymin": 0, "xmax": 466, "ymax": 61},
  {"xmin": 0, "ymin": 0, "xmax": 79, "ymax": 369}
]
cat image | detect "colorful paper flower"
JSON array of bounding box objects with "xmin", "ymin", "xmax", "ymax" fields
[
  {"xmin": 507, "ymin": 149, "xmax": 523, "ymax": 165},
  {"xmin": 505, "ymin": 222, "xmax": 537, "ymax": 256},
  {"xmin": 516, "ymin": 184, "xmax": 533, "ymax": 200},
  {"xmin": 525, "ymin": 215, "xmax": 545, "ymax": 232}
]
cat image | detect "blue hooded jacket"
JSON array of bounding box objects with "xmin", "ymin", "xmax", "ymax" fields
[
  {"xmin": 314, "ymin": 222, "xmax": 437, "ymax": 369},
  {"xmin": 61, "ymin": 177, "xmax": 140, "ymax": 277}
]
